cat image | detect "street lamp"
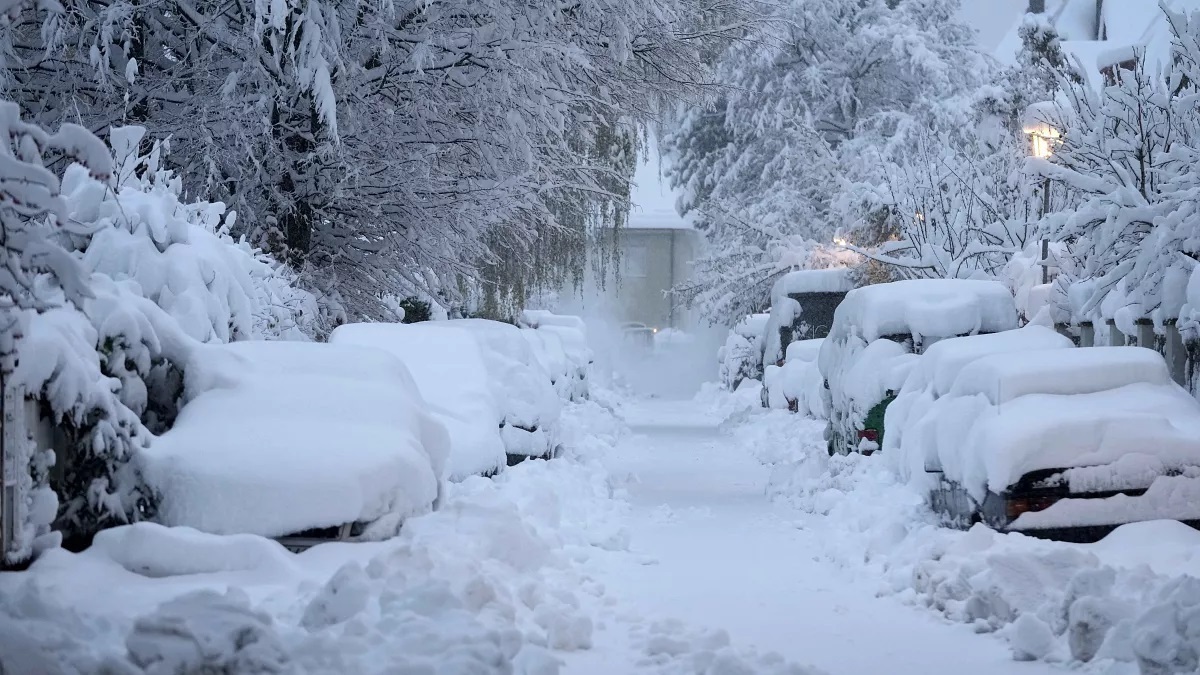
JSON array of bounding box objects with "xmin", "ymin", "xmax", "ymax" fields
[{"xmin": 1023, "ymin": 118, "xmax": 1060, "ymax": 284}]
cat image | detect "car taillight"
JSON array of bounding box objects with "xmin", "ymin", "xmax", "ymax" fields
[
  {"xmin": 1005, "ymin": 495, "xmax": 1061, "ymax": 519},
  {"xmin": 858, "ymin": 428, "xmax": 879, "ymax": 443}
]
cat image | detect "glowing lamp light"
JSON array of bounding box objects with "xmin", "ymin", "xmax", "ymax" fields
[{"xmin": 1023, "ymin": 121, "xmax": 1060, "ymax": 159}]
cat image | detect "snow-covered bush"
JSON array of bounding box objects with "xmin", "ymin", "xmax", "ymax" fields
[
  {"xmin": 0, "ymin": 101, "xmax": 123, "ymax": 563},
  {"xmin": 718, "ymin": 313, "xmax": 769, "ymax": 391}
]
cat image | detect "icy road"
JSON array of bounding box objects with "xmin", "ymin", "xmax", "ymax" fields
[{"xmin": 563, "ymin": 399, "xmax": 1061, "ymax": 675}]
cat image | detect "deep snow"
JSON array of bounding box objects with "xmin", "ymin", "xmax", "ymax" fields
[
  {"xmin": 561, "ymin": 398, "xmax": 1064, "ymax": 675},
  {"xmin": 4, "ymin": 387, "xmax": 1199, "ymax": 674}
]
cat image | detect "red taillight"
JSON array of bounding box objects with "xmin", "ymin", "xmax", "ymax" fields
[
  {"xmin": 1005, "ymin": 495, "xmax": 1061, "ymax": 519},
  {"xmin": 858, "ymin": 428, "xmax": 879, "ymax": 442}
]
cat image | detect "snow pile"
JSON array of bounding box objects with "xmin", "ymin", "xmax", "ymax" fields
[
  {"xmin": 718, "ymin": 313, "xmax": 770, "ymax": 390},
  {"xmin": 330, "ymin": 322, "xmax": 507, "ymax": 480},
  {"xmin": 443, "ymin": 319, "xmax": 563, "ymax": 459},
  {"xmin": 519, "ymin": 310, "xmax": 592, "ymax": 401},
  {"xmin": 142, "ymin": 341, "xmax": 448, "ymax": 538},
  {"xmin": 763, "ymin": 339, "xmax": 828, "ymax": 418},
  {"xmin": 0, "ymin": 401, "xmax": 631, "ymax": 674},
  {"xmin": 818, "ymin": 279, "xmax": 1018, "ymax": 454}
]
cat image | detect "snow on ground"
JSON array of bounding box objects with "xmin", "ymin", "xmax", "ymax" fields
[
  {"xmin": 720, "ymin": 391, "xmax": 1200, "ymax": 674},
  {"xmin": 6, "ymin": 382, "xmax": 1200, "ymax": 674}
]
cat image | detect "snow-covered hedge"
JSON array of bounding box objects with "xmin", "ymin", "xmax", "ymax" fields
[
  {"xmin": 330, "ymin": 322, "xmax": 508, "ymax": 481},
  {"xmin": 718, "ymin": 313, "xmax": 770, "ymax": 391},
  {"xmin": 6, "ymin": 118, "xmax": 319, "ymax": 563}
]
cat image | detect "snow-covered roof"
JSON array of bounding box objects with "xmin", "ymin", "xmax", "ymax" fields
[
  {"xmin": 627, "ymin": 135, "xmax": 693, "ymax": 230},
  {"xmin": 978, "ymin": 0, "xmax": 1200, "ymax": 81}
]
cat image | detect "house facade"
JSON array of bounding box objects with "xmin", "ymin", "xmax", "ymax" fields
[{"xmin": 613, "ymin": 226, "xmax": 700, "ymax": 330}]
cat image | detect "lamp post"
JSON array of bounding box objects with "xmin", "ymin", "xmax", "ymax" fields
[{"xmin": 1024, "ymin": 119, "xmax": 1059, "ymax": 285}]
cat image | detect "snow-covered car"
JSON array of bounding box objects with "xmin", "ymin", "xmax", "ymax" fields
[
  {"xmin": 718, "ymin": 313, "xmax": 770, "ymax": 391},
  {"xmin": 762, "ymin": 268, "xmax": 854, "ymax": 367},
  {"xmin": 520, "ymin": 327, "xmax": 574, "ymax": 402},
  {"xmin": 819, "ymin": 279, "xmax": 1018, "ymax": 456},
  {"xmin": 142, "ymin": 341, "xmax": 449, "ymax": 550},
  {"xmin": 761, "ymin": 339, "xmax": 827, "ymax": 417},
  {"xmin": 330, "ymin": 322, "xmax": 508, "ymax": 481},
  {"xmin": 902, "ymin": 346, "xmax": 1200, "ymax": 542},
  {"xmin": 519, "ymin": 310, "xmax": 592, "ymax": 401},
  {"xmin": 437, "ymin": 319, "xmax": 563, "ymax": 463}
]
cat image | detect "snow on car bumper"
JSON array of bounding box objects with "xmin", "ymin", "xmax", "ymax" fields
[{"xmin": 1006, "ymin": 474, "xmax": 1200, "ymax": 542}]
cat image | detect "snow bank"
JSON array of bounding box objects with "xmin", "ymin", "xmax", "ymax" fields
[
  {"xmin": 715, "ymin": 392, "xmax": 1200, "ymax": 673},
  {"xmin": 330, "ymin": 322, "xmax": 507, "ymax": 480},
  {"xmin": 0, "ymin": 399, "xmax": 632, "ymax": 674},
  {"xmin": 142, "ymin": 341, "xmax": 448, "ymax": 537}
]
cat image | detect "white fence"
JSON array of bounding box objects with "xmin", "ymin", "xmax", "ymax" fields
[{"xmin": 1056, "ymin": 320, "xmax": 1190, "ymax": 388}]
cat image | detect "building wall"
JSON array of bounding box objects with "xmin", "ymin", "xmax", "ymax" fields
[{"xmin": 612, "ymin": 228, "xmax": 699, "ymax": 329}]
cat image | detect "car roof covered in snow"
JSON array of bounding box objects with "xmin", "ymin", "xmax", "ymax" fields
[
  {"xmin": 901, "ymin": 325, "xmax": 1075, "ymax": 399},
  {"xmin": 948, "ymin": 346, "xmax": 1172, "ymax": 405},
  {"xmin": 827, "ymin": 279, "xmax": 1018, "ymax": 344},
  {"xmin": 771, "ymin": 268, "xmax": 855, "ymax": 300}
]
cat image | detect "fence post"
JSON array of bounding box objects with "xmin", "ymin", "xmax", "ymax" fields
[
  {"xmin": 1106, "ymin": 319, "xmax": 1126, "ymax": 346},
  {"xmin": 1136, "ymin": 319, "xmax": 1156, "ymax": 351},
  {"xmin": 1165, "ymin": 320, "xmax": 1188, "ymax": 387},
  {"xmin": 1080, "ymin": 321, "xmax": 1095, "ymax": 348}
]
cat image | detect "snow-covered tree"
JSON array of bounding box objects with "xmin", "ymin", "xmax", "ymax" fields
[
  {"xmin": 2, "ymin": 0, "xmax": 751, "ymax": 323},
  {"xmin": 664, "ymin": 0, "xmax": 985, "ymax": 322}
]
